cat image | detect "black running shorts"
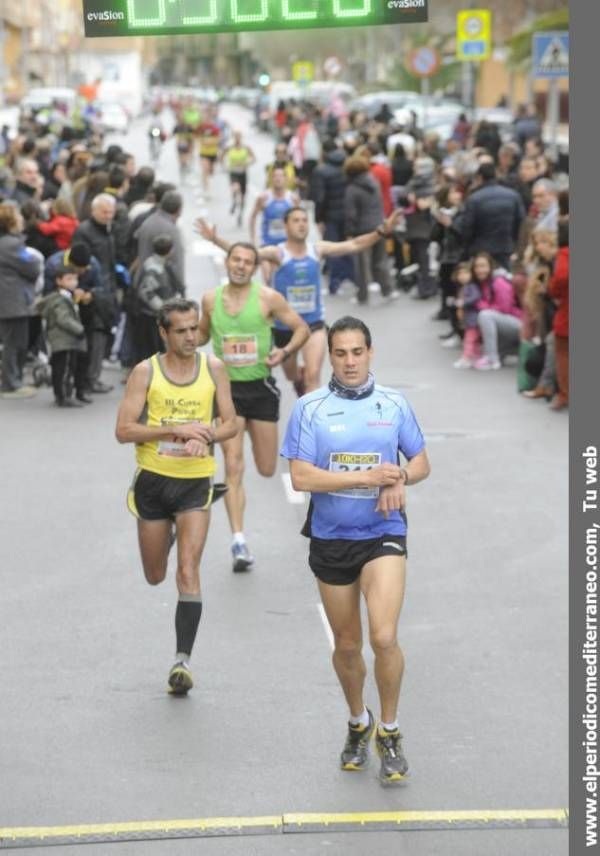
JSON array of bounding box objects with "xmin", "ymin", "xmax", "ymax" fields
[
  {"xmin": 272, "ymin": 320, "xmax": 326, "ymax": 350},
  {"xmin": 128, "ymin": 469, "xmax": 212, "ymax": 521},
  {"xmin": 230, "ymin": 376, "xmax": 280, "ymax": 422},
  {"xmin": 308, "ymin": 534, "xmax": 407, "ymax": 586},
  {"xmin": 229, "ymin": 172, "xmax": 247, "ymax": 194}
]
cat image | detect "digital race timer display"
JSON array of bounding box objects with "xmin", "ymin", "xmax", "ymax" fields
[{"xmin": 83, "ymin": 0, "xmax": 428, "ymax": 38}]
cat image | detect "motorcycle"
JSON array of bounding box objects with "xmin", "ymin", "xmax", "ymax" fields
[{"xmin": 149, "ymin": 125, "xmax": 166, "ymax": 161}]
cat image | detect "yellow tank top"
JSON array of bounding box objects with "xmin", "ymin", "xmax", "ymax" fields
[{"xmin": 136, "ymin": 352, "xmax": 216, "ymax": 479}]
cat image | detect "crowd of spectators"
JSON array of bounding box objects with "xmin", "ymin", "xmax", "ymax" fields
[
  {"xmin": 0, "ymin": 93, "xmax": 569, "ymax": 412},
  {"xmin": 269, "ymin": 97, "xmax": 569, "ymax": 410},
  {"xmin": 0, "ymin": 105, "xmax": 187, "ymax": 404}
]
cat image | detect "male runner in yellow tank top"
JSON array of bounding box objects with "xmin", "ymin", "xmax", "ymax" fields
[
  {"xmin": 116, "ymin": 298, "xmax": 238, "ymax": 695},
  {"xmin": 221, "ymin": 130, "xmax": 256, "ymax": 226},
  {"xmin": 196, "ymin": 242, "xmax": 309, "ymax": 572}
]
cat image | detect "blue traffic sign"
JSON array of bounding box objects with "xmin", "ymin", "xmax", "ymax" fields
[{"xmin": 532, "ymin": 31, "xmax": 569, "ymax": 79}]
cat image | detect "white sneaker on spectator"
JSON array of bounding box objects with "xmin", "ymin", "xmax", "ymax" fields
[
  {"xmin": 502, "ymin": 354, "xmax": 519, "ymax": 366},
  {"xmin": 474, "ymin": 356, "xmax": 501, "ymax": 371},
  {"xmin": 440, "ymin": 334, "xmax": 461, "ymax": 348},
  {"xmin": 453, "ymin": 357, "xmax": 474, "ymax": 369},
  {"xmin": 0, "ymin": 385, "xmax": 37, "ymax": 399}
]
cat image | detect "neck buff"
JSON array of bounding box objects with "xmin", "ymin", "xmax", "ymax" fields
[{"xmin": 329, "ymin": 372, "xmax": 375, "ymax": 400}]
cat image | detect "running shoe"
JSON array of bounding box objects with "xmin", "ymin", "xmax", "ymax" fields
[
  {"xmin": 440, "ymin": 334, "xmax": 461, "ymax": 348},
  {"xmin": 232, "ymin": 542, "xmax": 254, "ymax": 573},
  {"xmin": 375, "ymin": 726, "xmax": 409, "ymax": 785},
  {"xmin": 474, "ymin": 356, "xmax": 501, "ymax": 371},
  {"xmin": 453, "ymin": 356, "xmax": 474, "ymax": 369},
  {"xmin": 340, "ymin": 708, "xmax": 375, "ymax": 771},
  {"xmin": 168, "ymin": 660, "xmax": 193, "ymax": 695}
]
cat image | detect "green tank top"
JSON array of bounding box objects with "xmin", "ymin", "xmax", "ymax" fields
[
  {"xmin": 227, "ymin": 146, "xmax": 251, "ymax": 171},
  {"xmin": 211, "ymin": 282, "xmax": 272, "ymax": 381}
]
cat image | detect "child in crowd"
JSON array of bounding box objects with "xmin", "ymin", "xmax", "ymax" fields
[
  {"xmin": 452, "ymin": 261, "xmax": 483, "ymax": 369},
  {"xmin": 36, "ymin": 198, "xmax": 80, "ymax": 251},
  {"xmin": 38, "ymin": 264, "xmax": 89, "ymax": 407}
]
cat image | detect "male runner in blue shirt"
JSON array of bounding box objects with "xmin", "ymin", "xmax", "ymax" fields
[{"xmin": 281, "ymin": 316, "xmax": 430, "ymax": 786}]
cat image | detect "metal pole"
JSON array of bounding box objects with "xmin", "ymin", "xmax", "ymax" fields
[
  {"xmin": 461, "ymin": 60, "xmax": 473, "ymax": 121},
  {"xmin": 548, "ymin": 77, "xmax": 559, "ymax": 164},
  {"xmin": 422, "ymin": 75, "xmax": 429, "ymax": 130}
]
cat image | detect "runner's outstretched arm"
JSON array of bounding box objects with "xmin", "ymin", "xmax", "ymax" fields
[{"xmin": 317, "ymin": 210, "xmax": 402, "ymax": 258}]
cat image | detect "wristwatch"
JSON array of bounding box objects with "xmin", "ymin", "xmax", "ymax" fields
[{"xmin": 376, "ymin": 224, "xmax": 386, "ymax": 237}]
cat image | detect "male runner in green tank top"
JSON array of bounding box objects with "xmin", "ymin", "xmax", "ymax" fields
[{"xmin": 198, "ymin": 242, "xmax": 309, "ymax": 572}]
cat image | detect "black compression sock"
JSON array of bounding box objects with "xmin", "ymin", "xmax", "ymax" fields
[{"xmin": 175, "ymin": 595, "xmax": 203, "ymax": 659}]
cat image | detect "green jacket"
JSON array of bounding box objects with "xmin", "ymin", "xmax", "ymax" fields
[{"xmin": 38, "ymin": 291, "xmax": 87, "ymax": 354}]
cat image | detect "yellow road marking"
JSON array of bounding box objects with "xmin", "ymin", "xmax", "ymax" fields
[
  {"xmin": 0, "ymin": 816, "xmax": 282, "ymax": 841},
  {"xmin": 0, "ymin": 809, "xmax": 568, "ymax": 845},
  {"xmin": 284, "ymin": 808, "xmax": 569, "ymax": 825}
]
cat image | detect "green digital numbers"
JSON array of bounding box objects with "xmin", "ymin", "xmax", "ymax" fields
[
  {"xmin": 282, "ymin": 0, "xmax": 317, "ymax": 21},
  {"xmin": 182, "ymin": 0, "xmax": 218, "ymax": 26},
  {"xmin": 86, "ymin": 0, "xmax": 427, "ymax": 38},
  {"xmin": 333, "ymin": 0, "xmax": 372, "ymax": 18},
  {"xmin": 127, "ymin": 0, "xmax": 165, "ymax": 28},
  {"xmin": 231, "ymin": 0, "xmax": 269, "ymax": 24}
]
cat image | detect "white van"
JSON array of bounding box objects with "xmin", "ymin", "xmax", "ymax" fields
[{"xmin": 20, "ymin": 87, "xmax": 78, "ymax": 114}]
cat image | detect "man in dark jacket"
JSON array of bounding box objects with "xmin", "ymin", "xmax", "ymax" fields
[
  {"xmin": 454, "ymin": 162, "xmax": 525, "ymax": 270},
  {"xmin": 311, "ymin": 143, "xmax": 353, "ymax": 294},
  {"xmin": 344, "ymin": 155, "xmax": 394, "ymax": 304},
  {"xmin": 71, "ymin": 193, "xmax": 119, "ymax": 392},
  {"xmin": 134, "ymin": 191, "xmax": 184, "ymax": 287}
]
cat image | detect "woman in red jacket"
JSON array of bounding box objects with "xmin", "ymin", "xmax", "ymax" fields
[{"xmin": 548, "ymin": 222, "xmax": 569, "ymax": 410}]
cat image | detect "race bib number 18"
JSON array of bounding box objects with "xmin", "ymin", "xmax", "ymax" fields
[
  {"xmin": 328, "ymin": 452, "xmax": 381, "ymax": 499},
  {"xmin": 222, "ymin": 334, "xmax": 258, "ymax": 366}
]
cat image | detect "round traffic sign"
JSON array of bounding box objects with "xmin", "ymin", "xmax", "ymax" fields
[
  {"xmin": 464, "ymin": 15, "xmax": 483, "ymax": 35},
  {"xmin": 407, "ymin": 46, "xmax": 441, "ymax": 78},
  {"xmin": 324, "ymin": 56, "xmax": 342, "ymax": 77}
]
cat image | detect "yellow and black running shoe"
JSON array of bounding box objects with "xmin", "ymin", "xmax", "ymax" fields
[
  {"xmin": 340, "ymin": 708, "xmax": 375, "ymax": 771},
  {"xmin": 168, "ymin": 661, "xmax": 193, "ymax": 695},
  {"xmin": 375, "ymin": 726, "xmax": 409, "ymax": 785}
]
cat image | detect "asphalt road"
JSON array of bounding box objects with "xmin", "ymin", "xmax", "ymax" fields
[{"xmin": 0, "ymin": 104, "xmax": 568, "ymax": 855}]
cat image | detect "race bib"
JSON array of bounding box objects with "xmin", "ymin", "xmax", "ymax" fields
[
  {"xmin": 268, "ymin": 219, "xmax": 286, "ymax": 240},
  {"xmin": 328, "ymin": 452, "xmax": 381, "ymax": 499},
  {"xmin": 157, "ymin": 419, "xmax": 197, "ymax": 457},
  {"xmin": 287, "ymin": 285, "xmax": 317, "ymax": 314},
  {"xmin": 222, "ymin": 333, "xmax": 258, "ymax": 366}
]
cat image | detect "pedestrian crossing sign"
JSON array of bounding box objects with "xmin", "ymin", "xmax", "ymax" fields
[
  {"xmin": 532, "ymin": 32, "xmax": 569, "ymax": 79},
  {"xmin": 292, "ymin": 61, "xmax": 314, "ymax": 84}
]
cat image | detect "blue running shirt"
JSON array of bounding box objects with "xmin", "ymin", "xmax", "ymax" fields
[
  {"xmin": 281, "ymin": 384, "xmax": 426, "ymax": 540},
  {"xmin": 261, "ymin": 191, "xmax": 294, "ymax": 246},
  {"xmin": 273, "ymin": 242, "xmax": 324, "ymax": 329}
]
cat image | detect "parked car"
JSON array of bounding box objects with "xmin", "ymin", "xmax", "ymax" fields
[
  {"xmin": 20, "ymin": 87, "xmax": 78, "ymax": 116},
  {"xmin": 394, "ymin": 101, "xmax": 464, "ymax": 139},
  {"xmin": 350, "ymin": 90, "xmax": 421, "ymax": 118},
  {"xmin": 95, "ymin": 102, "xmax": 130, "ymax": 134}
]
